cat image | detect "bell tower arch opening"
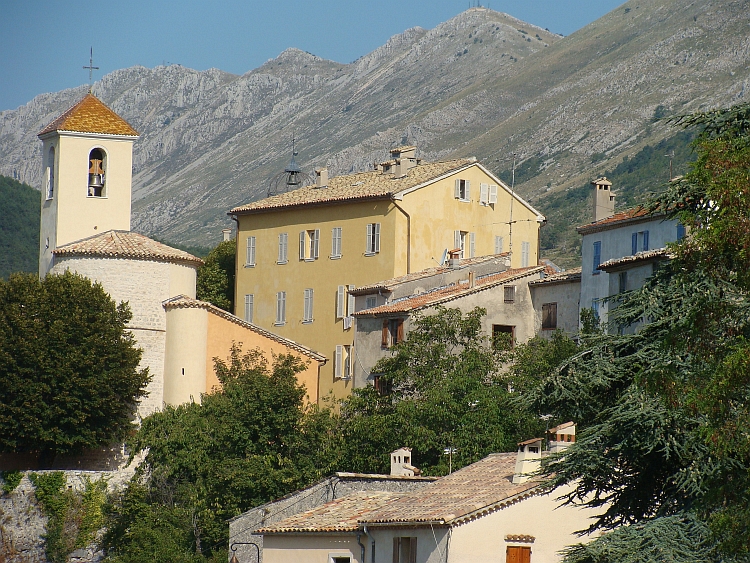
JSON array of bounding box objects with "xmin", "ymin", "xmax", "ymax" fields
[
  {"xmin": 88, "ymin": 147, "xmax": 107, "ymax": 197},
  {"xmin": 46, "ymin": 146, "xmax": 55, "ymax": 199}
]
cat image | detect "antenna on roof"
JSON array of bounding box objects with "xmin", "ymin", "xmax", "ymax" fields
[{"xmin": 83, "ymin": 47, "xmax": 99, "ymax": 92}]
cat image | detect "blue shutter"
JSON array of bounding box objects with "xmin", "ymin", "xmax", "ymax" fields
[
  {"xmin": 677, "ymin": 224, "xmax": 686, "ymax": 240},
  {"xmin": 632, "ymin": 233, "xmax": 637, "ymax": 255},
  {"xmin": 593, "ymin": 241, "xmax": 602, "ymax": 274},
  {"xmin": 643, "ymin": 230, "xmax": 649, "ymax": 251}
]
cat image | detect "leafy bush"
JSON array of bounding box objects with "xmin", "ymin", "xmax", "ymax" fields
[{"xmin": 1, "ymin": 470, "xmax": 23, "ymax": 494}]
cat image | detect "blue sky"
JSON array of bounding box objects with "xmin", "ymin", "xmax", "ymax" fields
[{"xmin": 0, "ymin": 0, "xmax": 625, "ymax": 111}]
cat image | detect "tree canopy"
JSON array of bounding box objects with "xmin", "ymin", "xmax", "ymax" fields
[
  {"xmin": 526, "ymin": 100, "xmax": 750, "ymax": 562},
  {"xmin": 0, "ymin": 271, "xmax": 150, "ymax": 464},
  {"xmin": 196, "ymin": 239, "xmax": 236, "ymax": 312}
]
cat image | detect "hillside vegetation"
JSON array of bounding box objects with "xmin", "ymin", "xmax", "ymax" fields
[{"xmin": 0, "ymin": 175, "xmax": 40, "ymax": 278}]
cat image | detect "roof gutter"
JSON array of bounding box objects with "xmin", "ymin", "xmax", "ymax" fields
[{"xmin": 391, "ymin": 201, "xmax": 411, "ymax": 274}]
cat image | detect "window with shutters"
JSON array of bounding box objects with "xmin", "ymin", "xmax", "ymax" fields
[
  {"xmin": 366, "ymin": 296, "xmax": 377, "ymax": 309},
  {"xmin": 506, "ymin": 545, "xmax": 531, "ymax": 563},
  {"xmin": 335, "ymin": 344, "xmax": 352, "ymax": 379},
  {"xmin": 631, "ymin": 232, "xmax": 638, "ymax": 255},
  {"xmin": 470, "ymin": 232, "xmax": 476, "ymax": 258},
  {"xmin": 454, "ymin": 230, "xmax": 469, "ymax": 259},
  {"xmin": 245, "ymin": 236, "xmax": 256, "ymax": 267},
  {"xmin": 331, "ymin": 227, "xmax": 342, "ymax": 258},
  {"xmin": 393, "ymin": 537, "xmax": 417, "ymax": 563},
  {"xmin": 488, "ymin": 183, "xmax": 498, "ymax": 204},
  {"xmin": 303, "ymin": 288, "xmax": 314, "ymax": 323},
  {"xmin": 46, "ymin": 146, "xmax": 55, "ymax": 199},
  {"xmin": 454, "ymin": 178, "xmax": 470, "ymax": 201},
  {"xmin": 366, "ymin": 223, "xmax": 380, "ymax": 255},
  {"xmin": 275, "ymin": 291, "xmax": 286, "ymax": 325},
  {"xmin": 277, "ymin": 233, "xmax": 288, "ymax": 264},
  {"xmin": 521, "ymin": 241, "xmax": 530, "ymax": 267},
  {"xmin": 373, "ymin": 374, "xmax": 392, "ymax": 395},
  {"xmin": 493, "ymin": 324, "xmax": 515, "ymax": 350},
  {"xmin": 504, "ymin": 285, "xmax": 516, "ymax": 303},
  {"xmin": 244, "ymin": 294, "xmax": 254, "ymax": 323},
  {"xmin": 633, "ymin": 231, "xmax": 649, "ymax": 254},
  {"xmin": 480, "ymin": 182, "xmax": 489, "ymax": 205},
  {"xmin": 299, "ymin": 229, "xmax": 320, "ymax": 261},
  {"xmin": 381, "ymin": 318, "xmax": 405, "ymax": 348},
  {"xmin": 618, "ymin": 271, "xmax": 628, "ymax": 294},
  {"xmin": 495, "ymin": 235, "xmax": 504, "ymax": 255},
  {"xmin": 336, "ymin": 285, "xmax": 356, "ymax": 322},
  {"xmin": 592, "ymin": 241, "xmax": 602, "ymax": 274},
  {"xmin": 641, "ymin": 230, "xmax": 649, "ymax": 251},
  {"xmin": 541, "ymin": 302, "xmax": 557, "ymax": 330}
]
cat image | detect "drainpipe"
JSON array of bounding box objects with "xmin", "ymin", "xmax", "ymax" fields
[
  {"xmin": 230, "ymin": 214, "xmax": 241, "ymax": 315},
  {"xmin": 363, "ymin": 525, "xmax": 375, "ymax": 563},
  {"xmin": 356, "ymin": 531, "xmax": 366, "ymax": 563},
  {"xmin": 392, "ymin": 201, "xmax": 411, "ymax": 274}
]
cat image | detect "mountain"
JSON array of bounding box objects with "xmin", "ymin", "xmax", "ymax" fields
[
  {"xmin": 1, "ymin": 0, "xmax": 748, "ymax": 266},
  {"xmin": 0, "ymin": 175, "xmax": 40, "ymax": 278}
]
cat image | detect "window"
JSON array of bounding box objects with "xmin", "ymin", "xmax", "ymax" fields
[
  {"xmin": 330, "ymin": 557, "xmax": 351, "ymax": 563},
  {"xmin": 373, "ymin": 374, "xmax": 392, "ymax": 395},
  {"xmin": 631, "ymin": 232, "xmax": 638, "ymax": 255},
  {"xmin": 454, "ymin": 178, "xmax": 470, "ymax": 201},
  {"xmin": 633, "ymin": 231, "xmax": 649, "ymax": 253},
  {"xmin": 495, "ymin": 235, "xmax": 504, "ymax": 255},
  {"xmin": 504, "ymin": 285, "xmax": 516, "ymax": 303},
  {"xmin": 46, "ymin": 146, "xmax": 55, "ymax": 199},
  {"xmin": 592, "ymin": 299, "xmax": 600, "ymax": 320},
  {"xmin": 87, "ymin": 148, "xmax": 106, "ymax": 197},
  {"xmin": 299, "ymin": 229, "xmax": 320, "ymax": 260},
  {"xmin": 454, "ymin": 231, "xmax": 473, "ymax": 258},
  {"xmin": 337, "ymin": 285, "xmax": 356, "ymax": 324},
  {"xmin": 245, "ymin": 236, "xmax": 256, "ymax": 267},
  {"xmin": 366, "ymin": 296, "xmax": 377, "ymax": 309},
  {"xmin": 592, "ymin": 241, "xmax": 602, "ymax": 274},
  {"xmin": 493, "ymin": 325, "xmax": 515, "ymax": 350},
  {"xmin": 382, "ymin": 318, "xmax": 405, "ymax": 348},
  {"xmin": 642, "ymin": 230, "xmax": 649, "ymax": 251},
  {"xmin": 303, "ymin": 288, "xmax": 314, "ymax": 323},
  {"xmin": 331, "ymin": 227, "xmax": 342, "ymax": 258},
  {"xmin": 541, "ymin": 303, "xmax": 557, "ymax": 330},
  {"xmin": 521, "ymin": 241, "xmax": 530, "ymax": 267},
  {"xmin": 335, "ymin": 344, "xmax": 352, "ymax": 379},
  {"xmin": 489, "ymin": 183, "xmax": 498, "ymax": 204},
  {"xmin": 618, "ymin": 271, "xmax": 628, "ymax": 294},
  {"xmin": 506, "ymin": 546, "xmax": 531, "ymax": 563},
  {"xmin": 275, "ymin": 291, "xmax": 286, "ymax": 325},
  {"xmin": 277, "ymin": 233, "xmax": 288, "ymax": 264},
  {"xmin": 677, "ymin": 224, "xmax": 686, "ymax": 240},
  {"xmin": 393, "ymin": 537, "xmax": 417, "ymax": 563},
  {"xmin": 244, "ymin": 294, "xmax": 253, "ymax": 323},
  {"xmin": 479, "ymin": 183, "xmax": 499, "ymax": 205},
  {"xmin": 366, "ymin": 223, "xmax": 380, "ymax": 255}
]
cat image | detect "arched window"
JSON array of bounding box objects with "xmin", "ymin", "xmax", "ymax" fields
[
  {"xmin": 46, "ymin": 146, "xmax": 55, "ymax": 199},
  {"xmin": 88, "ymin": 148, "xmax": 106, "ymax": 197}
]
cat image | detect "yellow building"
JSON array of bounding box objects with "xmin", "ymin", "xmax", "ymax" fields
[{"xmin": 229, "ymin": 147, "xmax": 545, "ymax": 402}]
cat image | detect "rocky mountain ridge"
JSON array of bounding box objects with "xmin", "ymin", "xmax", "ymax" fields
[{"xmin": 1, "ymin": 0, "xmax": 748, "ymax": 254}]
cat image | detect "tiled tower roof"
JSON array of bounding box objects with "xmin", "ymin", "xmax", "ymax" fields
[{"xmin": 38, "ymin": 94, "xmax": 139, "ymax": 137}]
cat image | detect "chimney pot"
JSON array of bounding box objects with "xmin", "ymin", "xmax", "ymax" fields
[
  {"xmin": 592, "ymin": 177, "xmax": 616, "ymax": 222},
  {"xmin": 315, "ymin": 167, "xmax": 328, "ymax": 188},
  {"xmin": 222, "ymin": 228, "xmax": 232, "ymax": 242}
]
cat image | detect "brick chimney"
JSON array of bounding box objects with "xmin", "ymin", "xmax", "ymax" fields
[
  {"xmin": 512, "ymin": 438, "xmax": 542, "ymax": 484},
  {"xmin": 592, "ymin": 177, "xmax": 615, "ymax": 222}
]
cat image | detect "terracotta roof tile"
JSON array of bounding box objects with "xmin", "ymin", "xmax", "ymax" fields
[
  {"xmin": 163, "ymin": 295, "xmax": 326, "ymax": 362},
  {"xmin": 351, "ymin": 254, "xmax": 510, "ymax": 295},
  {"xmin": 53, "ymin": 230, "xmax": 202, "ymax": 265},
  {"xmin": 257, "ymin": 491, "xmax": 402, "ymax": 534},
  {"xmin": 598, "ymin": 248, "xmax": 672, "ymax": 271},
  {"xmin": 354, "ymin": 266, "xmax": 544, "ymax": 316},
  {"xmin": 360, "ymin": 453, "xmax": 540, "ymax": 525},
  {"xmin": 229, "ymin": 158, "xmax": 476, "ymax": 214},
  {"xmin": 38, "ymin": 94, "xmax": 139, "ymax": 137},
  {"xmin": 528, "ymin": 267, "xmax": 582, "ymax": 286},
  {"xmin": 577, "ymin": 206, "xmax": 661, "ymax": 234}
]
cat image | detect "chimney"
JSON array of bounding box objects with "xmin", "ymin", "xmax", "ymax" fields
[
  {"xmin": 390, "ymin": 447, "xmax": 421, "ymax": 476},
  {"xmin": 222, "ymin": 228, "xmax": 232, "ymax": 241},
  {"xmin": 512, "ymin": 438, "xmax": 543, "ymax": 484},
  {"xmin": 468, "ymin": 271, "xmax": 476, "ymax": 288},
  {"xmin": 592, "ymin": 177, "xmax": 615, "ymax": 222},
  {"xmin": 315, "ymin": 167, "xmax": 328, "ymax": 188},
  {"xmin": 448, "ymin": 249, "xmax": 461, "ymax": 269},
  {"xmin": 391, "ymin": 146, "xmax": 418, "ymax": 177},
  {"xmin": 547, "ymin": 421, "xmax": 576, "ymax": 454}
]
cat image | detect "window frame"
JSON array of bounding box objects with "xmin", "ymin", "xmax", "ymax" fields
[
  {"xmin": 504, "ymin": 285, "xmax": 516, "ymax": 303},
  {"xmin": 495, "ymin": 235, "xmax": 504, "ymax": 255},
  {"xmin": 46, "ymin": 146, "xmax": 55, "ymax": 200},
  {"xmin": 365, "ymin": 223, "xmax": 381, "ymax": 256},
  {"xmin": 245, "ymin": 236, "xmax": 256, "ymax": 267},
  {"xmin": 454, "ymin": 178, "xmax": 470, "ymax": 202},
  {"xmin": 277, "ymin": 232, "xmax": 288, "ymax": 264},
  {"xmin": 275, "ymin": 291, "xmax": 286, "ymax": 326},
  {"xmin": 303, "ymin": 288, "xmax": 314, "ymax": 324},
  {"xmin": 541, "ymin": 302, "xmax": 557, "ymax": 330},
  {"xmin": 521, "ymin": 241, "xmax": 530, "ymax": 267},
  {"xmin": 331, "ymin": 227, "xmax": 342, "ymax": 259},
  {"xmin": 592, "ymin": 241, "xmax": 602, "ymax": 275},
  {"xmin": 335, "ymin": 344, "xmax": 352, "ymax": 380},
  {"xmin": 244, "ymin": 294, "xmax": 254, "ymax": 323}
]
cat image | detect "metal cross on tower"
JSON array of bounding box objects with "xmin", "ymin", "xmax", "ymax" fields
[{"xmin": 83, "ymin": 47, "xmax": 99, "ymax": 91}]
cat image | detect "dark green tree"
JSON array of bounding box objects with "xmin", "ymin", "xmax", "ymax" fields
[
  {"xmin": 0, "ymin": 271, "xmax": 149, "ymax": 464},
  {"xmin": 102, "ymin": 346, "xmax": 337, "ymax": 562},
  {"xmin": 338, "ymin": 307, "xmax": 565, "ymax": 475},
  {"xmin": 525, "ymin": 101, "xmax": 750, "ymax": 562},
  {"xmin": 196, "ymin": 239, "xmax": 235, "ymax": 312}
]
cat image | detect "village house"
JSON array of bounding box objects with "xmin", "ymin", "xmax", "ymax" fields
[
  {"xmin": 229, "ymin": 146, "xmax": 546, "ymax": 402},
  {"xmin": 528, "ymin": 267, "xmax": 581, "ymax": 339},
  {"xmin": 250, "ymin": 424, "xmax": 600, "ymax": 563}
]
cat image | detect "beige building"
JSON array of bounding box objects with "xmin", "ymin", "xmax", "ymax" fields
[
  {"xmin": 230, "ymin": 147, "xmax": 545, "ymax": 402},
  {"xmin": 37, "ymin": 95, "xmax": 328, "ymax": 419},
  {"xmin": 256, "ymin": 433, "xmax": 600, "ymax": 563}
]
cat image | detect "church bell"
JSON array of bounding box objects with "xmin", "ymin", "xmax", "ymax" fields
[{"xmin": 88, "ymin": 156, "xmax": 105, "ymax": 196}]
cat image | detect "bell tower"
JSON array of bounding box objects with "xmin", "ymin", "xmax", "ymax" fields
[{"xmin": 37, "ymin": 94, "xmax": 139, "ymax": 275}]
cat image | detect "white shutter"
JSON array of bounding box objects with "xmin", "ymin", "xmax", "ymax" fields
[
  {"xmin": 332, "ymin": 227, "xmax": 342, "ymax": 257},
  {"xmin": 335, "ymin": 345, "xmax": 343, "ymax": 378},
  {"xmin": 282, "ymin": 233, "xmax": 288, "ymax": 262},
  {"xmin": 374, "ymin": 223, "xmax": 380, "ymax": 253},
  {"xmin": 454, "ymin": 179, "xmax": 461, "ymax": 199},
  {"xmin": 304, "ymin": 288, "xmax": 313, "ymax": 322},
  {"xmin": 521, "ymin": 241, "xmax": 530, "ymax": 267},
  {"xmin": 244, "ymin": 294, "xmax": 253, "ymax": 323},
  {"xmin": 454, "ymin": 230, "xmax": 461, "ymax": 251},
  {"xmin": 337, "ymin": 285, "xmax": 345, "ymax": 319},
  {"xmin": 480, "ymin": 183, "xmax": 489, "ymax": 204},
  {"xmin": 344, "ymin": 346, "xmax": 351, "ymax": 379},
  {"xmin": 313, "ymin": 229, "xmax": 320, "ymax": 259},
  {"xmin": 347, "ymin": 285, "xmax": 356, "ymax": 317},
  {"xmin": 277, "ymin": 234, "xmax": 284, "ymax": 263},
  {"xmin": 470, "ymin": 232, "xmax": 476, "ymax": 258},
  {"xmin": 366, "ymin": 223, "xmax": 373, "ymax": 253},
  {"xmin": 495, "ymin": 236, "xmax": 504, "ymax": 255},
  {"xmin": 489, "ymin": 184, "xmax": 498, "ymax": 204},
  {"xmin": 246, "ymin": 236, "xmax": 256, "ymax": 266},
  {"xmin": 465, "ymin": 180, "xmax": 470, "ymax": 200},
  {"xmin": 299, "ymin": 231, "xmax": 306, "ymax": 259}
]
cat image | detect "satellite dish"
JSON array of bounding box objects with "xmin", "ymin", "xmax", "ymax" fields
[{"xmin": 439, "ymin": 248, "xmax": 448, "ymax": 266}]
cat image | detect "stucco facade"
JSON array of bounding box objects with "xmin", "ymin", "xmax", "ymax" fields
[
  {"xmin": 529, "ymin": 268, "xmax": 581, "ymax": 339},
  {"xmin": 231, "ymin": 152, "xmax": 544, "ymax": 402}
]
